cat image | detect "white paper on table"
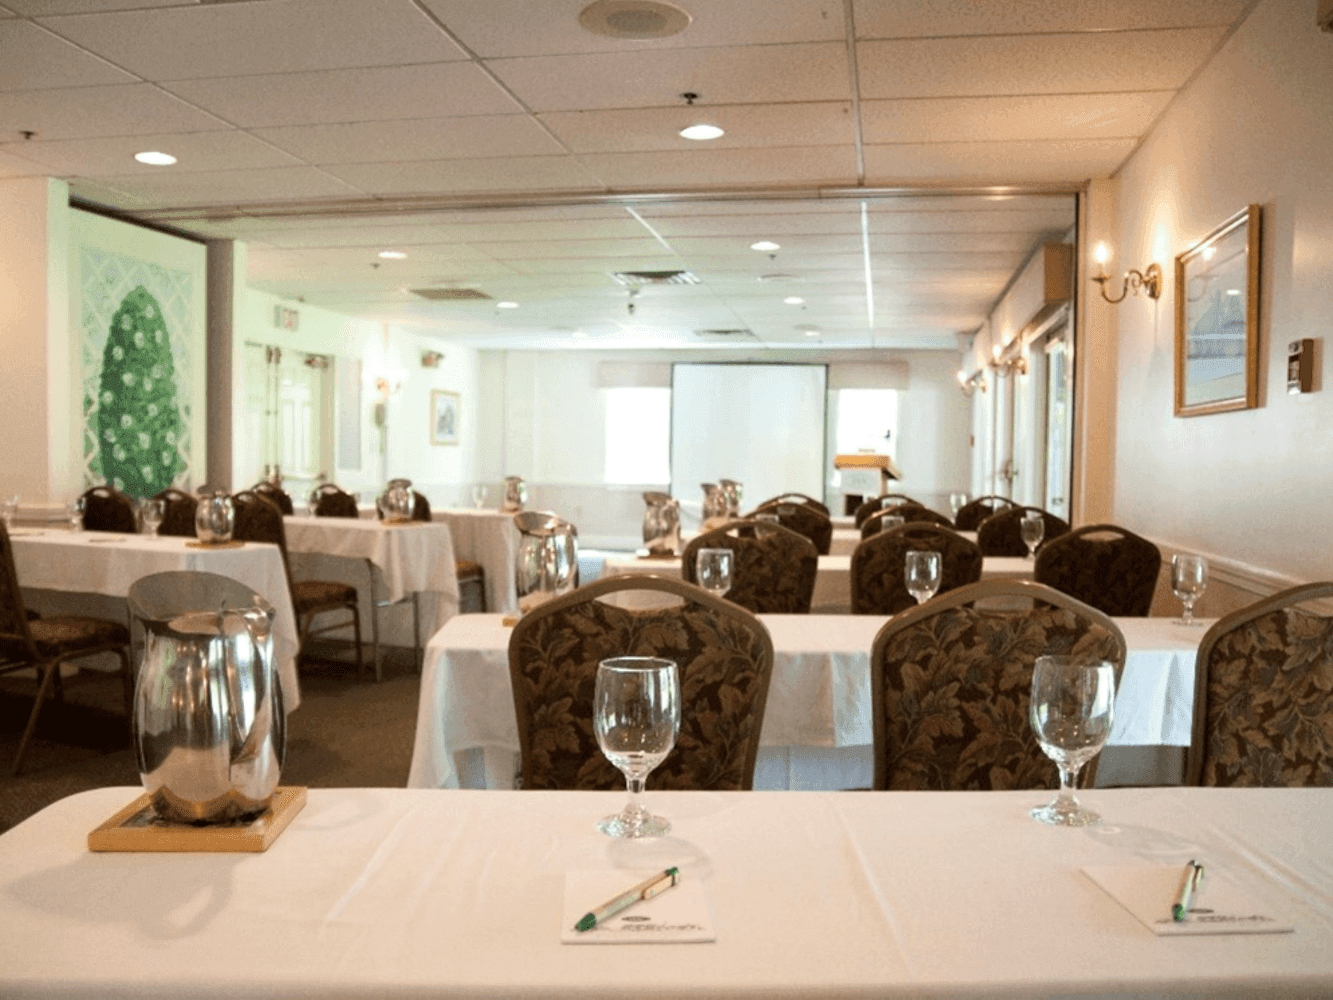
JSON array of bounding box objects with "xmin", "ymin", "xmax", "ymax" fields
[
  {"xmin": 561, "ymin": 870, "xmax": 715, "ymax": 945},
  {"xmin": 1083, "ymin": 865, "xmax": 1294, "ymax": 936}
]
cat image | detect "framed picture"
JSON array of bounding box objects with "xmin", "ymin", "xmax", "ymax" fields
[
  {"xmin": 430, "ymin": 390, "xmax": 459, "ymax": 446},
  {"xmin": 1174, "ymin": 205, "xmax": 1261, "ymax": 417}
]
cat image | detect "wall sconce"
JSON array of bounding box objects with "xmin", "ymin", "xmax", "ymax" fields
[
  {"xmin": 987, "ymin": 344, "xmax": 1029, "ymax": 377},
  {"xmin": 957, "ymin": 369, "xmax": 988, "ymax": 397},
  {"xmin": 1091, "ymin": 242, "xmax": 1161, "ymax": 304},
  {"xmin": 420, "ymin": 350, "xmax": 444, "ymax": 368}
]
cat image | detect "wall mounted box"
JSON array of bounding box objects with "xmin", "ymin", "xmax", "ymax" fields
[{"xmin": 1287, "ymin": 338, "xmax": 1314, "ymax": 394}]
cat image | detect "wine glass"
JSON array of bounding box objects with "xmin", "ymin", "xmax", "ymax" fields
[
  {"xmin": 141, "ymin": 498, "xmax": 165, "ymax": 535},
  {"xmin": 471, "ymin": 484, "xmax": 488, "ymax": 509},
  {"xmin": 949, "ymin": 492, "xmax": 968, "ymax": 517},
  {"xmin": 594, "ymin": 656, "xmax": 680, "ymax": 838},
  {"xmin": 306, "ymin": 488, "xmax": 320, "ymax": 517},
  {"xmin": 1172, "ymin": 554, "xmax": 1209, "ymax": 626},
  {"xmin": 1020, "ymin": 513, "xmax": 1045, "ymax": 558},
  {"xmin": 878, "ymin": 514, "xmax": 905, "ymax": 534},
  {"xmin": 1, "ymin": 493, "xmax": 18, "ymax": 531},
  {"xmin": 1029, "ymin": 656, "xmax": 1116, "ymax": 827},
  {"xmin": 67, "ymin": 496, "xmax": 85, "ymax": 532},
  {"xmin": 905, "ymin": 550, "xmax": 942, "ymax": 604},
  {"xmin": 696, "ymin": 547, "xmax": 732, "ymax": 598}
]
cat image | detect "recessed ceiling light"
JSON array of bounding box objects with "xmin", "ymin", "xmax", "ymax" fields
[
  {"xmin": 751, "ymin": 240, "xmax": 781, "ymax": 252},
  {"xmin": 578, "ymin": 0, "xmax": 691, "ymax": 39},
  {"xmin": 497, "ymin": 301, "xmax": 520, "ymax": 309},
  {"xmin": 679, "ymin": 123, "xmax": 724, "ymax": 141},
  {"xmin": 134, "ymin": 151, "xmax": 176, "ymax": 166},
  {"xmin": 378, "ymin": 250, "xmax": 407, "ymax": 259},
  {"xmin": 784, "ymin": 296, "xmax": 805, "ymax": 306}
]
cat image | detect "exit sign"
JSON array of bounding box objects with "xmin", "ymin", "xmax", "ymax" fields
[{"xmin": 273, "ymin": 305, "xmax": 299, "ymax": 331}]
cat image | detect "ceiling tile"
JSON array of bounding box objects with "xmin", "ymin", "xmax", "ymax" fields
[
  {"xmin": 0, "ymin": 143, "xmax": 45, "ymax": 176},
  {"xmin": 252, "ymin": 114, "xmax": 563, "ymax": 165},
  {"xmin": 7, "ymin": 130, "xmax": 303, "ymax": 175},
  {"xmin": 40, "ymin": 0, "xmax": 465, "ymax": 80},
  {"xmin": 480, "ymin": 237, "xmax": 672, "ymax": 260},
  {"xmin": 0, "ymin": 20, "xmax": 136, "ymax": 90},
  {"xmin": 0, "ymin": 5, "xmax": 15, "ymax": 16},
  {"xmin": 87, "ymin": 165, "xmax": 365, "ymax": 209},
  {"xmin": 864, "ymin": 139, "xmax": 1137, "ymax": 184},
  {"xmin": 5, "ymin": 0, "xmax": 188, "ymax": 13},
  {"xmin": 321, "ymin": 155, "xmax": 604, "ymax": 196},
  {"xmin": 162, "ymin": 63, "xmax": 522, "ymax": 129},
  {"xmin": 869, "ymin": 232, "xmax": 1049, "ymax": 253},
  {"xmin": 861, "ymin": 91, "xmax": 1173, "ymax": 144},
  {"xmin": 647, "ymin": 212, "xmax": 864, "ymax": 238},
  {"xmin": 576, "ymin": 146, "xmax": 858, "ymax": 188},
  {"xmin": 857, "ymin": 28, "xmax": 1228, "ymax": 98},
  {"xmin": 0, "ymin": 83, "xmax": 228, "ymax": 140},
  {"xmin": 488, "ymin": 42, "xmax": 849, "ymax": 112},
  {"xmin": 867, "ymin": 207, "xmax": 1074, "ymax": 234},
  {"xmin": 540, "ymin": 101, "xmax": 853, "ymax": 153},
  {"xmin": 670, "ymin": 234, "xmax": 863, "ymax": 256},
  {"xmin": 852, "ymin": 0, "xmax": 1250, "ymax": 38}
]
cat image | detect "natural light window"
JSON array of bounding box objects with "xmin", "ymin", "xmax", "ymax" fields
[
  {"xmin": 835, "ymin": 389, "xmax": 898, "ymax": 459},
  {"xmin": 604, "ymin": 387, "xmax": 671, "ymax": 484}
]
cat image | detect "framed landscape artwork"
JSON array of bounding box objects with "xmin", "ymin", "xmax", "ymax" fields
[
  {"xmin": 1174, "ymin": 205, "xmax": 1261, "ymax": 417},
  {"xmin": 431, "ymin": 390, "xmax": 459, "ymax": 446}
]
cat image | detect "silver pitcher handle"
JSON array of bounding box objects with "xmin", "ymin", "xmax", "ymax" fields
[{"xmin": 218, "ymin": 601, "xmax": 272, "ymax": 767}]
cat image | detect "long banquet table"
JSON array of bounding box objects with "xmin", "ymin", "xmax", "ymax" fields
[
  {"xmin": 407, "ymin": 613, "xmax": 1204, "ymax": 791},
  {"xmin": 3, "ymin": 786, "xmax": 1330, "ymax": 998},
  {"xmin": 12, "ymin": 529, "xmax": 302, "ymax": 710}
]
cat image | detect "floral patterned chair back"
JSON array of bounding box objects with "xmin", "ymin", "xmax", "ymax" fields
[
  {"xmin": 853, "ymin": 493, "xmax": 921, "ymax": 528},
  {"xmin": 1033, "ymin": 524, "xmax": 1161, "ymax": 617},
  {"xmin": 79, "ymin": 485, "xmax": 137, "ymax": 533},
  {"xmin": 860, "ymin": 503, "xmax": 954, "ymax": 539},
  {"xmin": 152, "ymin": 487, "xmax": 198, "ymax": 537},
  {"xmin": 750, "ymin": 500, "xmax": 833, "ymax": 555},
  {"xmin": 681, "ymin": 519, "xmax": 819, "ymax": 614},
  {"xmin": 312, "ymin": 484, "xmax": 359, "ymax": 519},
  {"xmin": 975, "ymin": 505, "xmax": 1070, "ymax": 557},
  {"xmin": 754, "ymin": 493, "xmax": 830, "ymax": 517},
  {"xmin": 1187, "ymin": 581, "xmax": 1333, "ymax": 787},
  {"xmin": 870, "ymin": 580, "xmax": 1125, "ymax": 790},
  {"xmin": 507, "ymin": 574, "xmax": 774, "ymax": 791},
  {"xmin": 953, "ymin": 494, "xmax": 1016, "ymax": 532},
  {"xmin": 851, "ymin": 523, "xmax": 983, "ymax": 615}
]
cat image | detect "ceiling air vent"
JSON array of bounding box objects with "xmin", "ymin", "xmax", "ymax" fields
[
  {"xmin": 409, "ymin": 288, "xmax": 492, "ymax": 301},
  {"xmin": 610, "ymin": 270, "xmax": 700, "ymax": 287},
  {"xmin": 694, "ymin": 328, "xmax": 756, "ymax": 341}
]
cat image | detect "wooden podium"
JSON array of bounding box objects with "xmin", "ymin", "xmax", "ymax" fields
[{"xmin": 834, "ymin": 453, "xmax": 903, "ymax": 494}]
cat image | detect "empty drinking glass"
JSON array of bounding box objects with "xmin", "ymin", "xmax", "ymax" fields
[
  {"xmin": 594, "ymin": 656, "xmax": 680, "ymax": 838},
  {"xmin": 471, "ymin": 484, "xmax": 488, "ymax": 509},
  {"xmin": 67, "ymin": 496, "xmax": 85, "ymax": 532},
  {"xmin": 1, "ymin": 493, "xmax": 18, "ymax": 530},
  {"xmin": 1172, "ymin": 554, "xmax": 1209, "ymax": 626},
  {"xmin": 141, "ymin": 498, "xmax": 165, "ymax": 535},
  {"xmin": 1029, "ymin": 656, "xmax": 1116, "ymax": 827},
  {"xmin": 905, "ymin": 550, "xmax": 942, "ymax": 604},
  {"xmin": 879, "ymin": 515, "xmax": 905, "ymax": 533},
  {"xmin": 949, "ymin": 492, "xmax": 968, "ymax": 517},
  {"xmin": 1020, "ymin": 513, "xmax": 1045, "ymax": 558},
  {"xmin": 696, "ymin": 547, "xmax": 732, "ymax": 598}
]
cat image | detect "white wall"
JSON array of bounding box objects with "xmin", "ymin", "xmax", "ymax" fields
[{"xmin": 1110, "ymin": 0, "xmax": 1333, "ymax": 595}]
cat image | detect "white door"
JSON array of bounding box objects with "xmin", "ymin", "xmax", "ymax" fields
[
  {"xmin": 1043, "ymin": 332, "xmax": 1073, "ymax": 519},
  {"xmin": 241, "ymin": 343, "xmax": 331, "ymax": 494}
]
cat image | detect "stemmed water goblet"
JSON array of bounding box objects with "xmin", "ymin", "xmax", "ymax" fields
[
  {"xmin": 878, "ymin": 514, "xmax": 905, "ymax": 534},
  {"xmin": 696, "ymin": 547, "xmax": 732, "ymax": 599},
  {"xmin": 594, "ymin": 656, "xmax": 681, "ymax": 838},
  {"xmin": 1020, "ymin": 513, "xmax": 1045, "ymax": 558},
  {"xmin": 1172, "ymin": 554, "xmax": 1209, "ymax": 626},
  {"xmin": 67, "ymin": 496, "xmax": 85, "ymax": 532},
  {"xmin": 1029, "ymin": 656, "xmax": 1116, "ymax": 827},
  {"xmin": 141, "ymin": 498, "xmax": 165, "ymax": 536},
  {"xmin": 904, "ymin": 550, "xmax": 942, "ymax": 605},
  {"xmin": 471, "ymin": 484, "xmax": 488, "ymax": 509},
  {"xmin": 949, "ymin": 492, "xmax": 968, "ymax": 518}
]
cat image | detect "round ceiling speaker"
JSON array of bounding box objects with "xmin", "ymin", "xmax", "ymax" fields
[{"xmin": 578, "ymin": 0, "xmax": 692, "ymax": 39}]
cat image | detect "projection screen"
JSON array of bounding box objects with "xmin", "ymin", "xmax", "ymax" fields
[{"xmin": 670, "ymin": 363, "xmax": 827, "ymax": 515}]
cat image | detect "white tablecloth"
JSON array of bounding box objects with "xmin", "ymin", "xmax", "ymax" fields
[
  {"xmin": 12, "ymin": 530, "xmax": 301, "ymax": 710},
  {"xmin": 407, "ymin": 613, "xmax": 1203, "ymax": 791},
  {"xmin": 283, "ymin": 517, "xmax": 460, "ymax": 638},
  {"xmin": 430, "ymin": 508, "xmax": 519, "ymax": 613},
  {"xmin": 4, "ymin": 785, "xmax": 1331, "ymax": 999}
]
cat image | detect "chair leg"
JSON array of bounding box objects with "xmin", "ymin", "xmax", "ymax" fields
[
  {"xmin": 12, "ymin": 659, "xmax": 61, "ymax": 776},
  {"xmin": 367, "ymin": 560, "xmax": 382, "ymax": 684},
  {"xmin": 411, "ymin": 592, "xmax": 421, "ymax": 674},
  {"xmin": 350, "ymin": 602, "xmax": 364, "ymax": 680}
]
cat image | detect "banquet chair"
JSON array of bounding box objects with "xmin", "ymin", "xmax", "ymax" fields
[
  {"xmin": 312, "ymin": 483, "xmax": 359, "ymax": 519},
  {"xmin": 750, "ymin": 500, "xmax": 833, "ymax": 555},
  {"xmin": 1186, "ymin": 581, "xmax": 1333, "ymax": 787},
  {"xmin": 251, "ymin": 481, "xmax": 294, "ymax": 516},
  {"xmin": 853, "ymin": 494, "xmax": 921, "ymax": 528},
  {"xmin": 953, "ymin": 495, "xmax": 1016, "ymax": 532},
  {"xmin": 0, "ymin": 523, "xmax": 132, "ymax": 775},
  {"xmin": 851, "ymin": 522, "xmax": 983, "ymax": 615},
  {"xmin": 369, "ymin": 489, "xmax": 433, "ymax": 670},
  {"xmin": 754, "ymin": 493, "xmax": 830, "ymax": 517},
  {"xmin": 976, "ymin": 505, "xmax": 1069, "ymax": 557},
  {"xmin": 508, "ymin": 574, "xmax": 774, "ymax": 791},
  {"xmin": 870, "ymin": 579, "xmax": 1126, "ymax": 790},
  {"xmin": 1033, "ymin": 524, "xmax": 1161, "ymax": 617},
  {"xmin": 230, "ymin": 491, "xmax": 366, "ymax": 680},
  {"xmin": 681, "ymin": 519, "xmax": 818, "ymax": 614},
  {"xmin": 79, "ymin": 485, "xmax": 137, "ymax": 533},
  {"xmin": 860, "ymin": 503, "xmax": 955, "ymax": 539},
  {"xmin": 152, "ymin": 487, "xmax": 197, "ymax": 537}
]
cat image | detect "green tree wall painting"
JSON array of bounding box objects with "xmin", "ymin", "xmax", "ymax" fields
[{"xmin": 95, "ymin": 285, "xmax": 184, "ymax": 497}]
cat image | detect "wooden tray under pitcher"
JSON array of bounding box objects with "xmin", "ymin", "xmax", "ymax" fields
[{"xmin": 88, "ymin": 786, "xmax": 306, "ymax": 853}]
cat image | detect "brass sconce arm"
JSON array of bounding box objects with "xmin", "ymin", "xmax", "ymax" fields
[{"xmin": 1092, "ymin": 262, "xmax": 1162, "ymax": 304}]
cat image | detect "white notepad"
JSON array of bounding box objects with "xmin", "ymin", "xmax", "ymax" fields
[
  {"xmin": 561, "ymin": 870, "xmax": 716, "ymax": 945},
  {"xmin": 1083, "ymin": 865, "xmax": 1295, "ymax": 936}
]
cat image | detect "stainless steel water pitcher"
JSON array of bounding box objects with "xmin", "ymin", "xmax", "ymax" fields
[
  {"xmin": 194, "ymin": 490, "xmax": 235, "ymax": 543},
  {"xmin": 719, "ymin": 478, "xmax": 743, "ymax": 518},
  {"xmin": 502, "ymin": 475, "xmax": 528, "ymax": 513},
  {"xmin": 513, "ymin": 511, "xmax": 578, "ymax": 614},
  {"xmin": 380, "ymin": 477, "xmax": 414, "ymax": 522},
  {"xmin": 129, "ymin": 571, "xmax": 284, "ymax": 823},
  {"xmin": 701, "ymin": 483, "xmax": 729, "ymax": 528},
  {"xmin": 642, "ymin": 491, "xmax": 680, "ymax": 555}
]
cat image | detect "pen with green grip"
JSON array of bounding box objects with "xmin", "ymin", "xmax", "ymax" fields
[{"xmin": 575, "ymin": 867, "xmax": 680, "ymax": 932}]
